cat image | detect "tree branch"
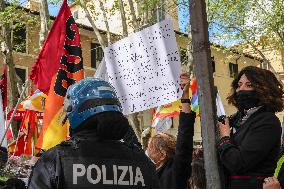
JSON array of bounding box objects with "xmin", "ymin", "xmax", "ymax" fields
[
  {"xmin": 127, "ymin": 0, "xmax": 139, "ymax": 32},
  {"xmin": 98, "ymin": 0, "xmax": 111, "ymax": 45},
  {"xmin": 118, "ymin": 0, "xmax": 128, "ymax": 37},
  {"xmin": 39, "ymin": 0, "xmax": 50, "ymax": 48},
  {"xmin": 79, "ymin": 0, "xmax": 106, "ymax": 49}
]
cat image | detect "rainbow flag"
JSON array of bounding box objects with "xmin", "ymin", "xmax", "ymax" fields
[
  {"xmin": 189, "ymin": 79, "xmax": 199, "ymax": 114},
  {"xmin": 151, "ymin": 78, "xmax": 199, "ymax": 134}
]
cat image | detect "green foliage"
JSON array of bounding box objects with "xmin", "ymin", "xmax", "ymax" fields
[
  {"xmin": 207, "ymin": 0, "xmax": 284, "ymax": 51},
  {"xmin": 109, "ymin": 0, "xmax": 119, "ymax": 15},
  {"xmin": 49, "ymin": 0, "xmax": 75, "ymax": 5},
  {"xmin": 0, "ymin": 168, "xmax": 16, "ymax": 180},
  {"xmin": 0, "ymin": 0, "xmax": 38, "ymax": 28},
  {"xmin": 0, "ymin": 0, "xmax": 39, "ymax": 53},
  {"xmin": 140, "ymin": 0, "xmax": 160, "ymax": 11}
]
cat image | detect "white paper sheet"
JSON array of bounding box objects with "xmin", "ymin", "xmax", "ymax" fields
[
  {"xmin": 105, "ymin": 19, "xmax": 182, "ymax": 115},
  {"xmin": 94, "ymin": 58, "xmax": 109, "ymax": 82},
  {"xmin": 216, "ymin": 91, "xmax": 226, "ymax": 117}
]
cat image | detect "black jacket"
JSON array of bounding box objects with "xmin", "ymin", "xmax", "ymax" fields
[
  {"xmin": 218, "ymin": 107, "xmax": 281, "ymax": 189},
  {"xmin": 28, "ymin": 131, "xmax": 159, "ymax": 189},
  {"xmin": 156, "ymin": 111, "xmax": 196, "ymax": 189}
]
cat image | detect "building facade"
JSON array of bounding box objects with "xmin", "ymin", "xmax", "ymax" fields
[{"xmin": 0, "ymin": 1, "xmax": 264, "ymax": 144}]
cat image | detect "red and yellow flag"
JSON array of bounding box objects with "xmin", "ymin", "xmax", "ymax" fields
[
  {"xmin": 29, "ymin": 0, "xmax": 84, "ymax": 150},
  {"xmin": 8, "ymin": 110, "xmax": 39, "ymax": 156}
]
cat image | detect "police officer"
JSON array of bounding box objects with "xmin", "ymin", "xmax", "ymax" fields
[{"xmin": 28, "ymin": 78, "xmax": 160, "ymax": 189}]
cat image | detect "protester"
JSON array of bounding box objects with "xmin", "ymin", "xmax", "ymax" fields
[
  {"xmin": 188, "ymin": 148, "xmax": 206, "ymax": 189},
  {"xmin": 0, "ymin": 147, "xmax": 8, "ymax": 169},
  {"xmin": 217, "ymin": 66, "xmax": 284, "ymax": 189},
  {"xmin": 28, "ymin": 78, "xmax": 160, "ymax": 189},
  {"xmin": 263, "ymin": 177, "xmax": 281, "ymax": 189},
  {"xmin": 146, "ymin": 78, "xmax": 196, "ymax": 189}
]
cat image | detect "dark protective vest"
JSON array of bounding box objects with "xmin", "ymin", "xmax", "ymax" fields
[{"xmin": 58, "ymin": 138, "xmax": 157, "ymax": 189}]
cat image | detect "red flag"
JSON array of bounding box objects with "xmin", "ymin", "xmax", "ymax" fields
[
  {"xmin": 30, "ymin": 0, "xmax": 84, "ymax": 150},
  {"xmin": 8, "ymin": 110, "xmax": 39, "ymax": 156},
  {"xmin": 29, "ymin": 0, "xmax": 83, "ymax": 94},
  {"xmin": 8, "ymin": 134, "xmax": 25, "ymax": 156},
  {"xmin": 0, "ymin": 64, "xmax": 7, "ymax": 109}
]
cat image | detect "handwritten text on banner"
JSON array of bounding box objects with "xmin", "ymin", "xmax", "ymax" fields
[{"xmin": 105, "ymin": 19, "xmax": 182, "ymax": 115}]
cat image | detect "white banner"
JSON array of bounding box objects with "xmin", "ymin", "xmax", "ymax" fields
[
  {"xmin": 94, "ymin": 58, "xmax": 109, "ymax": 82},
  {"xmin": 105, "ymin": 19, "xmax": 182, "ymax": 115}
]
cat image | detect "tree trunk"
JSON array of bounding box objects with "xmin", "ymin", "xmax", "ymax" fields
[
  {"xmin": 127, "ymin": 0, "xmax": 139, "ymax": 32},
  {"xmin": 189, "ymin": 0, "xmax": 223, "ymax": 188},
  {"xmin": 138, "ymin": 0, "xmax": 149, "ymax": 27},
  {"xmin": 39, "ymin": 0, "xmax": 50, "ymax": 49},
  {"xmin": 156, "ymin": 0, "xmax": 165, "ymax": 22},
  {"xmin": 98, "ymin": 0, "xmax": 111, "ymax": 45},
  {"xmin": 79, "ymin": 0, "xmax": 106, "ymax": 49},
  {"xmin": 186, "ymin": 14, "xmax": 194, "ymax": 77},
  {"xmin": 0, "ymin": 0, "xmax": 22, "ymax": 138},
  {"xmin": 118, "ymin": 0, "xmax": 128, "ymax": 37},
  {"xmin": 135, "ymin": 0, "xmax": 142, "ymax": 27}
]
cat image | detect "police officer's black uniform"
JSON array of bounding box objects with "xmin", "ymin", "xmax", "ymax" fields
[
  {"xmin": 28, "ymin": 78, "xmax": 160, "ymax": 189},
  {"xmin": 28, "ymin": 128, "xmax": 159, "ymax": 189}
]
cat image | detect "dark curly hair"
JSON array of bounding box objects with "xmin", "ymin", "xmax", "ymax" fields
[
  {"xmin": 227, "ymin": 66, "xmax": 284, "ymax": 112},
  {"xmin": 147, "ymin": 133, "xmax": 176, "ymax": 163}
]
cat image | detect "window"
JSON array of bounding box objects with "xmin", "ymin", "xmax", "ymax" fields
[
  {"xmin": 211, "ymin": 56, "xmax": 216, "ymax": 73},
  {"xmin": 12, "ymin": 23, "xmax": 26, "ymax": 53},
  {"xmin": 91, "ymin": 43, "xmax": 104, "ymax": 69},
  {"xmin": 14, "ymin": 67, "xmax": 27, "ymax": 98},
  {"xmin": 229, "ymin": 63, "xmax": 238, "ymax": 78},
  {"xmin": 73, "ymin": 10, "xmax": 79, "ymax": 20},
  {"xmin": 261, "ymin": 61, "xmax": 269, "ymax": 70},
  {"xmin": 15, "ymin": 67, "xmax": 26, "ymax": 83}
]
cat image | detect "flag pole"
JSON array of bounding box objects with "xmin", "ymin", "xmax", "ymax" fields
[{"xmin": 0, "ymin": 79, "xmax": 29, "ymax": 146}]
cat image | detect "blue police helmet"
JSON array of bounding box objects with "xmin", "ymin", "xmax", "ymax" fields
[{"xmin": 64, "ymin": 78, "xmax": 122, "ymax": 129}]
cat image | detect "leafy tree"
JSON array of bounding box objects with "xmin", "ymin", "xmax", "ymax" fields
[
  {"xmin": 207, "ymin": 0, "xmax": 284, "ymax": 67},
  {"xmin": 0, "ymin": 0, "xmax": 38, "ymax": 137}
]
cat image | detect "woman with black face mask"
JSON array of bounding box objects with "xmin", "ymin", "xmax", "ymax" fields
[{"xmin": 217, "ymin": 66, "xmax": 284, "ymax": 189}]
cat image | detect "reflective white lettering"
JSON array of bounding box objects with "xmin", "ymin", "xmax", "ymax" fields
[
  {"xmin": 134, "ymin": 167, "xmax": 145, "ymax": 186},
  {"xmin": 73, "ymin": 164, "xmax": 86, "ymax": 184},
  {"xmin": 87, "ymin": 164, "xmax": 101, "ymax": 184},
  {"xmin": 118, "ymin": 166, "xmax": 129, "ymax": 185},
  {"xmin": 113, "ymin": 165, "xmax": 117, "ymax": 185},
  {"xmin": 102, "ymin": 165, "xmax": 113, "ymax": 184},
  {"xmin": 129, "ymin": 166, "xmax": 133, "ymax": 185},
  {"xmin": 72, "ymin": 164, "xmax": 145, "ymax": 186}
]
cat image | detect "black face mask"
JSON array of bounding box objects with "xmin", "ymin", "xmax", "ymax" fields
[{"xmin": 234, "ymin": 90, "xmax": 259, "ymax": 111}]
